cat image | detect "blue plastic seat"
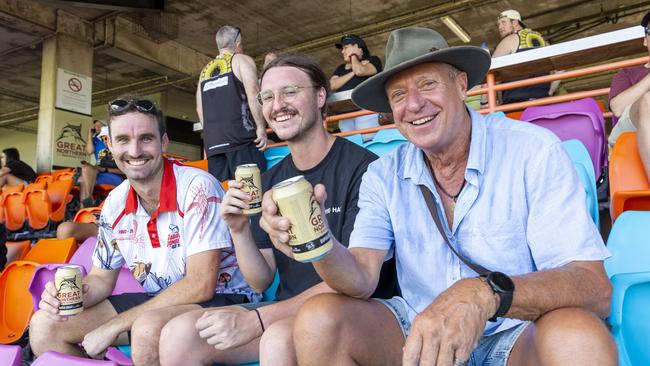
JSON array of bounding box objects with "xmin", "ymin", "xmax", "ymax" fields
[
  {"xmin": 264, "ymin": 145, "xmax": 290, "ymax": 169},
  {"xmin": 364, "ymin": 128, "xmax": 407, "ymax": 157},
  {"xmin": 344, "ymin": 133, "xmax": 364, "ymax": 146},
  {"xmin": 604, "ymin": 211, "xmax": 650, "ymax": 366},
  {"xmin": 561, "ymin": 140, "xmax": 599, "ymax": 227}
]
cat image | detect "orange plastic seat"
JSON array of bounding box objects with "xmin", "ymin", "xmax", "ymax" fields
[
  {"xmin": 3, "ymin": 192, "xmax": 25, "ymax": 232},
  {"xmin": 23, "ymin": 182, "xmax": 46, "ymax": 193},
  {"xmin": 24, "ymin": 189, "xmax": 52, "ymax": 230},
  {"xmin": 47, "ymin": 179, "xmax": 73, "ymax": 222},
  {"xmin": 506, "ymin": 111, "xmax": 523, "ymax": 120},
  {"xmin": 4, "ymin": 241, "xmax": 31, "ymax": 265},
  {"xmin": 94, "ymin": 184, "xmax": 117, "ymax": 199},
  {"xmin": 184, "ymin": 160, "xmax": 208, "ymax": 171},
  {"xmin": 220, "ymin": 180, "xmax": 229, "ymax": 190},
  {"xmin": 73, "ymin": 207, "xmax": 101, "ymax": 224},
  {"xmin": 23, "ymin": 238, "xmax": 77, "ymax": 264},
  {"xmin": 0, "ymin": 260, "xmax": 38, "ymax": 344},
  {"xmin": 609, "ymin": 132, "xmax": 650, "ymax": 221},
  {"xmin": 34, "ymin": 174, "xmax": 53, "ymax": 188},
  {"xmin": 52, "ymin": 169, "xmax": 75, "ymax": 182}
]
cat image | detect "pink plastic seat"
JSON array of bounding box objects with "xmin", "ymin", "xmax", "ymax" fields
[
  {"xmin": 520, "ymin": 98, "xmax": 607, "ymax": 179},
  {"xmin": 0, "ymin": 344, "xmax": 22, "ymax": 366},
  {"xmin": 32, "ymin": 351, "xmax": 118, "ymax": 365}
]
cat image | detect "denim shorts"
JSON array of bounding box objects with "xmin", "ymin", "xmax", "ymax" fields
[{"xmin": 375, "ymin": 296, "xmax": 531, "ymax": 366}]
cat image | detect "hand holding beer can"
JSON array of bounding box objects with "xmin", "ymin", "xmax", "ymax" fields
[
  {"xmin": 55, "ymin": 265, "xmax": 84, "ymax": 316},
  {"xmin": 272, "ymin": 176, "xmax": 333, "ymax": 262},
  {"xmin": 235, "ymin": 164, "xmax": 263, "ymax": 215}
]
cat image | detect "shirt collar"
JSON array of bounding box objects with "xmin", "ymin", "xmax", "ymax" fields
[
  {"xmin": 123, "ymin": 158, "xmax": 178, "ymax": 215},
  {"xmin": 400, "ymin": 107, "xmax": 487, "ymax": 185}
]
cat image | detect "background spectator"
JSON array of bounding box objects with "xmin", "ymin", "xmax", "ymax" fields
[{"xmin": 0, "ymin": 147, "xmax": 36, "ymax": 187}]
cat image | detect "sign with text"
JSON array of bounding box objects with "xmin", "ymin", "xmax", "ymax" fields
[
  {"xmin": 52, "ymin": 109, "xmax": 92, "ymax": 168},
  {"xmin": 56, "ymin": 68, "xmax": 92, "ymax": 115}
]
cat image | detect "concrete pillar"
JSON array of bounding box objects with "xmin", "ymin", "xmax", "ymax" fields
[{"xmin": 36, "ymin": 32, "xmax": 93, "ymax": 172}]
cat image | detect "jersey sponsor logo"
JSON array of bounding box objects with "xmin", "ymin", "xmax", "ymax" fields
[
  {"xmin": 117, "ymin": 228, "xmax": 135, "ymax": 235},
  {"xmin": 167, "ymin": 224, "xmax": 180, "ymax": 248},
  {"xmin": 203, "ymin": 76, "xmax": 229, "ymax": 91},
  {"xmin": 324, "ymin": 206, "xmax": 342, "ymax": 215}
]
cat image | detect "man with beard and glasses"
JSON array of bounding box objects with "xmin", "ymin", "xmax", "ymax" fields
[
  {"xmin": 158, "ymin": 54, "xmax": 397, "ymax": 366},
  {"xmin": 29, "ymin": 95, "xmax": 258, "ymax": 366}
]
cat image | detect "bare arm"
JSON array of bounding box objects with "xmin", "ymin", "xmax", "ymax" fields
[
  {"xmin": 235, "ymin": 54, "xmax": 266, "ymax": 131},
  {"xmin": 610, "ymin": 72, "xmax": 650, "ymax": 117},
  {"xmin": 196, "ymin": 82, "xmax": 204, "ymax": 123},
  {"xmin": 83, "ymin": 266, "xmax": 120, "ymax": 308},
  {"xmin": 492, "ymin": 34, "xmax": 518, "ymax": 58},
  {"xmin": 86, "ymin": 128, "xmax": 95, "ymax": 155},
  {"xmin": 106, "ymin": 249, "xmax": 220, "ymax": 333},
  {"xmin": 330, "ymin": 71, "xmax": 355, "ymax": 92},
  {"xmin": 350, "ymin": 56, "xmax": 378, "ymax": 77}
]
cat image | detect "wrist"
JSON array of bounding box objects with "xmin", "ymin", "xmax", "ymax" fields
[
  {"xmin": 476, "ymin": 277, "xmax": 499, "ymax": 320},
  {"xmin": 252, "ymin": 308, "xmax": 265, "ymax": 336}
]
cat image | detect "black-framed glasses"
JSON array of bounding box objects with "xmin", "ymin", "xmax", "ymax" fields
[
  {"xmin": 257, "ymin": 85, "xmax": 316, "ymax": 105},
  {"xmin": 108, "ymin": 99, "xmax": 157, "ymax": 115}
]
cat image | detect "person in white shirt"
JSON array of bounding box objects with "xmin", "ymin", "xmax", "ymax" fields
[{"xmin": 29, "ymin": 95, "xmax": 257, "ymax": 366}]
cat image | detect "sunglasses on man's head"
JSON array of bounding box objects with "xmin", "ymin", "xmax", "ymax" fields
[
  {"xmin": 108, "ymin": 99, "xmax": 157, "ymax": 114},
  {"xmin": 645, "ymin": 26, "xmax": 650, "ymax": 36}
]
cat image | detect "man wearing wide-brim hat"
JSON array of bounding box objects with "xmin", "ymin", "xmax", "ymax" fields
[{"xmin": 289, "ymin": 27, "xmax": 615, "ymax": 366}]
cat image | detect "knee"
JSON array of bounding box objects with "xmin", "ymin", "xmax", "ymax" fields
[
  {"xmin": 56, "ymin": 222, "xmax": 76, "ymax": 240},
  {"xmin": 159, "ymin": 312, "xmax": 200, "ymax": 363},
  {"xmin": 260, "ymin": 319, "xmax": 294, "ymax": 360},
  {"xmin": 132, "ymin": 311, "xmax": 167, "ymax": 345},
  {"xmin": 29, "ymin": 310, "xmax": 58, "ymax": 355},
  {"xmin": 534, "ymin": 308, "xmax": 616, "ymax": 360},
  {"xmin": 294, "ymin": 294, "xmax": 349, "ymax": 345}
]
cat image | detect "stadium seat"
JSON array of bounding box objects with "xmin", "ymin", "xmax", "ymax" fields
[
  {"xmin": 0, "ymin": 344, "xmax": 22, "ymax": 366},
  {"xmin": 609, "ymin": 132, "xmax": 650, "ymax": 221},
  {"xmin": 520, "ymin": 98, "xmax": 607, "ymax": 180},
  {"xmin": 263, "ymin": 271, "xmax": 280, "ymax": 301},
  {"xmin": 344, "ymin": 133, "xmax": 364, "ymax": 146},
  {"xmin": 264, "ymin": 145, "xmax": 290, "ymax": 169},
  {"xmin": 604, "ymin": 211, "xmax": 650, "ymax": 366},
  {"xmin": 3, "ymin": 192, "xmax": 26, "ymax": 232},
  {"xmin": 24, "ymin": 182, "xmax": 46, "ymax": 193},
  {"xmin": 561, "ymin": 140, "xmax": 599, "ymax": 227},
  {"xmin": 184, "ymin": 159, "xmax": 208, "ymax": 171},
  {"xmin": 35, "ymin": 174, "xmax": 53, "ymax": 188},
  {"xmin": 32, "ymin": 351, "xmax": 118, "ymax": 366},
  {"xmin": 24, "ymin": 189, "xmax": 53, "ymax": 230},
  {"xmin": 73, "ymin": 207, "xmax": 101, "ymax": 224},
  {"xmin": 5, "ymin": 240, "xmax": 31, "ymax": 265},
  {"xmin": 23, "ymin": 238, "xmax": 77, "ymax": 264},
  {"xmin": 47, "ymin": 179, "xmax": 74, "ymax": 222},
  {"xmin": 0, "ymin": 260, "xmax": 38, "ymax": 344},
  {"xmin": 28, "ymin": 263, "xmax": 88, "ymax": 312},
  {"xmin": 364, "ymin": 128, "xmax": 407, "ymax": 156},
  {"xmin": 52, "ymin": 169, "xmax": 75, "ymax": 182}
]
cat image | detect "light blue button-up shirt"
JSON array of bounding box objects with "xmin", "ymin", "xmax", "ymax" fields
[{"xmin": 349, "ymin": 108, "xmax": 610, "ymax": 335}]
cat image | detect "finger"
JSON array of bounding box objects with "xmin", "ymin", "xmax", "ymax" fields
[
  {"xmin": 419, "ymin": 335, "xmax": 440, "ymax": 366},
  {"xmin": 435, "ymin": 340, "xmax": 454, "ymax": 366},
  {"xmin": 313, "ymin": 184, "xmax": 328, "ymax": 205},
  {"xmin": 223, "ymin": 196, "xmax": 252, "ymax": 211},
  {"xmin": 44, "ymin": 281, "xmax": 59, "ymax": 297},
  {"xmin": 39, "ymin": 298, "xmax": 59, "ymax": 313},
  {"xmin": 227, "ymin": 180, "xmax": 243, "ymax": 189},
  {"xmin": 195, "ymin": 312, "xmax": 213, "ymax": 332},
  {"xmin": 261, "ymin": 190, "xmax": 277, "ymax": 216},
  {"xmin": 402, "ymin": 332, "xmax": 423, "ymax": 366},
  {"xmin": 82, "ymin": 284, "xmax": 89, "ymax": 294}
]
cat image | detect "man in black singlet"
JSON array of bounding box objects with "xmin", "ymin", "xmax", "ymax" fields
[{"xmin": 197, "ymin": 25, "xmax": 268, "ymax": 181}]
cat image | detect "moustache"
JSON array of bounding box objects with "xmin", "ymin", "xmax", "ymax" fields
[
  {"xmin": 270, "ymin": 107, "xmax": 298, "ymax": 120},
  {"xmin": 118, "ymin": 154, "xmax": 153, "ymax": 161}
]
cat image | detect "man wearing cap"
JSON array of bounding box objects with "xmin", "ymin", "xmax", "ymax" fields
[
  {"xmin": 489, "ymin": 9, "xmax": 557, "ymax": 105},
  {"xmin": 270, "ymin": 27, "xmax": 616, "ymax": 365},
  {"xmin": 78, "ymin": 120, "xmax": 124, "ymax": 208},
  {"xmin": 331, "ymin": 34, "xmax": 383, "ymax": 138},
  {"xmin": 608, "ymin": 11, "xmax": 650, "ymax": 180},
  {"xmin": 198, "ymin": 25, "xmax": 267, "ymax": 182}
]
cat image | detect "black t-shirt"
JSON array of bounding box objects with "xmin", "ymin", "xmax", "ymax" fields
[
  {"xmin": 6, "ymin": 159, "xmax": 36, "ymax": 183},
  {"xmin": 251, "ymin": 137, "xmax": 398, "ymax": 301},
  {"xmin": 332, "ymin": 55, "xmax": 383, "ymax": 92}
]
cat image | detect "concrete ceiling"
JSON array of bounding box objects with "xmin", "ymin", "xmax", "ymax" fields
[{"xmin": 1, "ymin": 0, "xmax": 650, "ymax": 133}]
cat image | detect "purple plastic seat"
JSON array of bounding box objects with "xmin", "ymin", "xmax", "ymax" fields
[
  {"xmin": 0, "ymin": 344, "xmax": 22, "ymax": 366},
  {"xmin": 69, "ymin": 236, "xmax": 99, "ymax": 272},
  {"xmin": 32, "ymin": 351, "xmax": 118, "ymax": 365},
  {"xmin": 520, "ymin": 98, "xmax": 607, "ymax": 179}
]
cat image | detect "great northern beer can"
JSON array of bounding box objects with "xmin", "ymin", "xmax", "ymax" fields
[
  {"xmin": 55, "ymin": 265, "xmax": 84, "ymax": 316},
  {"xmin": 272, "ymin": 176, "xmax": 332, "ymax": 262},
  {"xmin": 235, "ymin": 164, "xmax": 262, "ymax": 215}
]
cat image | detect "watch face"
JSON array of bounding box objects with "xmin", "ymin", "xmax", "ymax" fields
[{"xmin": 490, "ymin": 272, "xmax": 515, "ymax": 292}]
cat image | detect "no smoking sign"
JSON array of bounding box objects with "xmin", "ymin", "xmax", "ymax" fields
[{"xmin": 68, "ymin": 77, "xmax": 82, "ymax": 92}]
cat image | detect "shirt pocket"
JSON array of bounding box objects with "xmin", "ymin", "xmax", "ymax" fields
[{"xmin": 464, "ymin": 220, "xmax": 531, "ymax": 274}]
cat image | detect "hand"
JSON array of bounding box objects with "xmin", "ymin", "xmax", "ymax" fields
[
  {"xmin": 195, "ymin": 307, "xmax": 262, "ymax": 350},
  {"xmin": 220, "ymin": 181, "xmax": 252, "ymax": 233},
  {"xmin": 81, "ymin": 320, "xmax": 122, "ymax": 359},
  {"xmin": 258, "ymin": 184, "xmax": 330, "ymax": 261},
  {"xmin": 258, "ymin": 190, "xmax": 294, "ymax": 259},
  {"xmin": 402, "ymin": 278, "xmax": 498, "ymax": 366},
  {"xmin": 38, "ymin": 282, "xmax": 89, "ymax": 322},
  {"xmin": 255, "ymin": 128, "xmax": 268, "ymax": 151}
]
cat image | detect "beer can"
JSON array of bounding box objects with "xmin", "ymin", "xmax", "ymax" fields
[
  {"xmin": 272, "ymin": 176, "xmax": 332, "ymax": 262},
  {"xmin": 55, "ymin": 265, "xmax": 84, "ymax": 316},
  {"xmin": 235, "ymin": 164, "xmax": 262, "ymax": 215}
]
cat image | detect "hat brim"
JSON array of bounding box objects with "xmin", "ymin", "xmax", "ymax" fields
[{"xmin": 352, "ymin": 46, "xmax": 491, "ymax": 113}]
